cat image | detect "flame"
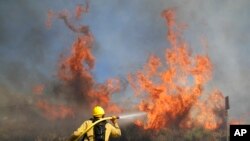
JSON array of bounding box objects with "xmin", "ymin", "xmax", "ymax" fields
[
  {"xmin": 57, "ymin": 34, "xmax": 121, "ymax": 113},
  {"xmin": 46, "ymin": 10, "xmax": 53, "ymax": 28},
  {"xmin": 55, "ymin": 4, "xmax": 121, "ymax": 114},
  {"xmin": 36, "ymin": 100, "xmax": 74, "ymax": 120},
  {"xmin": 230, "ymin": 119, "xmax": 243, "ymax": 125},
  {"xmin": 88, "ymin": 78, "xmax": 122, "ymax": 113},
  {"xmin": 37, "ymin": 1, "xmax": 121, "ymax": 120},
  {"xmin": 58, "ymin": 36, "xmax": 94, "ymax": 82},
  {"xmin": 129, "ymin": 9, "xmax": 224, "ymax": 130},
  {"xmin": 187, "ymin": 90, "xmax": 225, "ymax": 130},
  {"xmin": 75, "ymin": 0, "xmax": 89, "ymax": 19},
  {"xmin": 229, "ymin": 112, "xmax": 250, "ymax": 125},
  {"xmin": 32, "ymin": 84, "xmax": 45, "ymax": 95}
]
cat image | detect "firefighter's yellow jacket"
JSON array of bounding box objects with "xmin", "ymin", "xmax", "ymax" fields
[{"xmin": 73, "ymin": 119, "xmax": 121, "ymax": 141}]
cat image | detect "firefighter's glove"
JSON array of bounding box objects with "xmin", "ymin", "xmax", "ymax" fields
[{"xmin": 111, "ymin": 116, "xmax": 118, "ymax": 124}]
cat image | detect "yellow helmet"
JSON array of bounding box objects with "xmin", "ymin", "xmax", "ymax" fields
[{"xmin": 92, "ymin": 106, "xmax": 105, "ymax": 117}]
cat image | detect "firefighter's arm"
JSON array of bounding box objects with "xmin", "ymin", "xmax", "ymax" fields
[
  {"xmin": 109, "ymin": 118, "xmax": 121, "ymax": 137},
  {"xmin": 68, "ymin": 121, "xmax": 88, "ymax": 141}
]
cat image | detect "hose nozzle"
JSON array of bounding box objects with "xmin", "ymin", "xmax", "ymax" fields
[{"xmin": 112, "ymin": 116, "xmax": 120, "ymax": 119}]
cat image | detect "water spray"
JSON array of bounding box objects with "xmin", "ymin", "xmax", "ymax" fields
[
  {"xmin": 74, "ymin": 112, "xmax": 146, "ymax": 141},
  {"xmin": 119, "ymin": 112, "xmax": 146, "ymax": 119}
]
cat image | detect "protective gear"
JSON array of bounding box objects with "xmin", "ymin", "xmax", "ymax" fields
[
  {"xmin": 72, "ymin": 119, "xmax": 121, "ymax": 141},
  {"xmin": 92, "ymin": 106, "xmax": 105, "ymax": 117},
  {"xmin": 92, "ymin": 118, "xmax": 107, "ymax": 141},
  {"xmin": 110, "ymin": 116, "xmax": 118, "ymax": 125}
]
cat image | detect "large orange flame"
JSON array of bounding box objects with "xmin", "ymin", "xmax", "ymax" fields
[
  {"xmin": 129, "ymin": 9, "xmax": 224, "ymax": 130},
  {"xmin": 37, "ymin": 1, "xmax": 121, "ymax": 120},
  {"xmin": 57, "ymin": 32, "xmax": 121, "ymax": 113},
  {"xmin": 55, "ymin": 1, "xmax": 121, "ymax": 113}
]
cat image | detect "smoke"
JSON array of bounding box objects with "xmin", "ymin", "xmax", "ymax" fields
[{"xmin": 0, "ymin": 0, "xmax": 249, "ymax": 140}]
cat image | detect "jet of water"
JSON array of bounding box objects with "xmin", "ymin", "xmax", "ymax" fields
[{"xmin": 119, "ymin": 112, "xmax": 146, "ymax": 119}]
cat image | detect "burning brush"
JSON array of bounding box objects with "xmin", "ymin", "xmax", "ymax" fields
[{"xmin": 128, "ymin": 9, "xmax": 225, "ymax": 131}]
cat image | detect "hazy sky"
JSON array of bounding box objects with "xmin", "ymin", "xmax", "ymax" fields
[{"xmin": 0, "ymin": 0, "xmax": 250, "ymax": 124}]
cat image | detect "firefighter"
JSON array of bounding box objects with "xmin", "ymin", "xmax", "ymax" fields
[{"xmin": 69, "ymin": 106, "xmax": 121, "ymax": 141}]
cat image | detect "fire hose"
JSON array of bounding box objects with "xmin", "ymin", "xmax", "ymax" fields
[{"xmin": 74, "ymin": 116, "xmax": 119, "ymax": 141}]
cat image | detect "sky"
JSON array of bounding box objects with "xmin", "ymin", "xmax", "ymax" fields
[{"xmin": 0, "ymin": 0, "xmax": 250, "ymax": 132}]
